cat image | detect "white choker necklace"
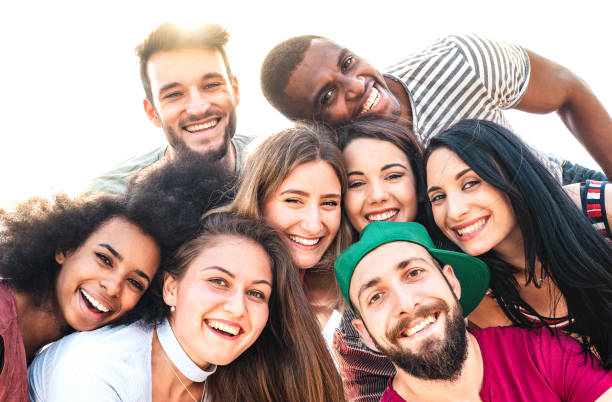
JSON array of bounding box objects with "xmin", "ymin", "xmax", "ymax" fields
[{"xmin": 157, "ymin": 317, "xmax": 216, "ymax": 382}]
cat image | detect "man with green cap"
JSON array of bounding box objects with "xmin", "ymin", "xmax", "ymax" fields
[{"xmin": 335, "ymin": 221, "xmax": 612, "ymax": 402}]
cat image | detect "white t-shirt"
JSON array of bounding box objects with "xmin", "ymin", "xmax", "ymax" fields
[{"xmin": 30, "ymin": 323, "xmax": 156, "ymax": 401}]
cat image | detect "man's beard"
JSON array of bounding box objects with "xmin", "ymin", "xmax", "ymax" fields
[
  {"xmin": 163, "ymin": 108, "xmax": 237, "ymax": 161},
  {"xmin": 371, "ymin": 299, "xmax": 468, "ymax": 381}
]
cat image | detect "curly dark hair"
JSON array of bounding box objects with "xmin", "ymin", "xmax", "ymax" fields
[
  {"xmin": 0, "ymin": 155, "xmax": 235, "ymax": 325},
  {"xmin": 260, "ymin": 35, "xmax": 322, "ymax": 118}
]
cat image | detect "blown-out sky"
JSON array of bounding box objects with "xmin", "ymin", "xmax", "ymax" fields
[{"xmin": 1, "ymin": 0, "xmax": 610, "ymax": 206}]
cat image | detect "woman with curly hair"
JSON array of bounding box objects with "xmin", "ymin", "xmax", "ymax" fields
[
  {"xmin": 0, "ymin": 157, "xmax": 233, "ymax": 401},
  {"xmin": 29, "ymin": 213, "xmax": 346, "ymax": 402}
]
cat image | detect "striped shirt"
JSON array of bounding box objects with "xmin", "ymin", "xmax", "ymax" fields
[{"xmin": 385, "ymin": 33, "xmax": 563, "ymax": 182}]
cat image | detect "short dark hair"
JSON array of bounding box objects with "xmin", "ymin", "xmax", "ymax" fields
[
  {"xmin": 136, "ymin": 22, "xmax": 232, "ymax": 106},
  {"xmin": 260, "ymin": 35, "xmax": 322, "ymax": 118}
]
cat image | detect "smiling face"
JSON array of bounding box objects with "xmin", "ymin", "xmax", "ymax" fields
[
  {"xmin": 144, "ymin": 47, "xmax": 239, "ymax": 161},
  {"xmin": 343, "ymin": 138, "xmax": 418, "ymax": 233},
  {"xmin": 283, "ymin": 39, "xmax": 402, "ymax": 127},
  {"xmin": 262, "ymin": 160, "xmax": 342, "ymax": 271},
  {"xmin": 426, "ymin": 147, "xmax": 521, "ymax": 257},
  {"xmin": 163, "ymin": 235, "xmax": 272, "ymax": 367},
  {"xmin": 349, "ymin": 241, "xmax": 468, "ymax": 380},
  {"xmin": 54, "ymin": 217, "xmax": 160, "ymax": 331}
]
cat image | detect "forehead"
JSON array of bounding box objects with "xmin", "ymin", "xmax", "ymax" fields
[
  {"xmin": 187, "ymin": 235, "xmax": 273, "ymax": 282},
  {"xmin": 85, "ymin": 217, "xmax": 147, "ymax": 244},
  {"xmin": 278, "ymin": 160, "xmax": 340, "ymax": 191},
  {"xmin": 146, "ymin": 46, "xmax": 229, "ymax": 89},
  {"xmin": 350, "ymin": 241, "xmax": 437, "ymax": 291},
  {"xmin": 426, "ymin": 147, "xmax": 469, "ymax": 183},
  {"xmin": 344, "ymin": 138, "xmax": 409, "ymax": 169},
  {"xmin": 284, "ymin": 39, "xmax": 347, "ymax": 113}
]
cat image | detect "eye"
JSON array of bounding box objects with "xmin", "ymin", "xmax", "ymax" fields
[
  {"xmin": 127, "ymin": 278, "xmax": 145, "ymax": 292},
  {"xmin": 283, "ymin": 198, "xmax": 302, "ymax": 205},
  {"xmin": 462, "ymin": 179, "xmax": 480, "ymax": 190},
  {"xmin": 203, "ymin": 82, "xmax": 222, "ymax": 90},
  {"xmin": 405, "ymin": 268, "xmax": 424, "ymax": 281},
  {"xmin": 208, "ymin": 277, "xmax": 229, "ymax": 288},
  {"xmin": 386, "ymin": 172, "xmax": 404, "ymax": 181},
  {"xmin": 247, "ymin": 289, "xmax": 267, "ymax": 301},
  {"xmin": 367, "ymin": 291, "xmax": 383, "ymax": 306},
  {"xmin": 341, "ymin": 55, "xmax": 354, "ymax": 72},
  {"xmin": 163, "ymin": 91, "xmax": 182, "ymax": 100},
  {"xmin": 320, "ymin": 88, "xmax": 335, "ymax": 106},
  {"xmin": 348, "ymin": 180, "xmax": 365, "ymax": 189},
  {"xmin": 321, "ymin": 200, "xmax": 339, "ymax": 207},
  {"xmin": 95, "ymin": 252, "xmax": 112, "ymax": 267},
  {"xmin": 429, "ymin": 193, "xmax": 445, "ymax": 204}
]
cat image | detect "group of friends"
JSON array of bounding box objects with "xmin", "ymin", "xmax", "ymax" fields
[{"xmin": 2, "ymin": 21, "xmax": 612, "ymax": 402}]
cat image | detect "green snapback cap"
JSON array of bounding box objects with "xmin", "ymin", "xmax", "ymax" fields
[{"xmin": 334, "ymin": 221, "xmax": 490, "ymax": 315}]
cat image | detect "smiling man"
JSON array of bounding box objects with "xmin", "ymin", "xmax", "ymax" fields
[
  {"xmin": 261, "ymin": 34, "xmax": 612, "ymax": 183},
  {"xmin": 88, "ymin": 23, "xmax": 251, "ymax": 194},
  {"xmin": 335, "ymin": 221, "xmax": 612, "ymax": 401}
]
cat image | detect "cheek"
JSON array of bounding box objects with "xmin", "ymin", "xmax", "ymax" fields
[
  {"xmin": 344, "ymin": 191, "xmax": 364, "ymax": 224},
  {"xmin": 326, "ymin": 209, "xmax": 342, "ymax": 237},
  {"xmin": 250, "ymin": 304, "xmax": 269, "ymax": 334}
]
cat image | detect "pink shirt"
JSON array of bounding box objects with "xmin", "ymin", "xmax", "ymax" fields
[
  {"xmin": 381, "ymin": 326, "xmax": 612, "ymax": 402},
  {"xmin": 0, "ymin": 282, "xmax": 28, "ymax": 402}
]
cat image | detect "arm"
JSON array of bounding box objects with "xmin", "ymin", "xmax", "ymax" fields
[
  {"xmin": 516, "ymin": 49, "xmax": 612, "ymax": 179},
  {"xmin": 564, "ymin": 182, "xmax": 612, "ymax": 234}
]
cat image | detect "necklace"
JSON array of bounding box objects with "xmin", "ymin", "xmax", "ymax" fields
[{"xmin": 161, "ymin": 347, "xmax": 204, "ymax": 402}]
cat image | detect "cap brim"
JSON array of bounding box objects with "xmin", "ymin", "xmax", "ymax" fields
[{"xmin": 428, "ymin": 248, "xmax": 490, "ymax": 316}]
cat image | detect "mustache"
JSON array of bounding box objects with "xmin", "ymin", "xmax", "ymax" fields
[
  {"xmin": 387, "ymin": 299, "xmax": 449, "ymax": 341},
  {"xmin": 179, "ymin": 109, "xmax": 225, "ymax": 126}
]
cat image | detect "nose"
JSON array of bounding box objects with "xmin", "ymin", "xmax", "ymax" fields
[
  {"xmin": 341, "ymin": 76, "xmax": 365, "ymax": 101},
  {"xmin": 446, "ymin": 192, "xmax": 470, "ymax": 221},
  {"xmin": 391, "ymin": 282, "xmax": 421, "ymax": 317},
  {"xmin": 299, "ymin": 204, "xmax": 324, "ymax": 234},
  {"xmin": 99, "ymin": 272, "xmax": 122, "ymax": 298},
  {"xmin": 367, "ymin": 179, "xmax": 388, "ymax": 204},
  {"xmin": 223, "ymin": 291, "xmax": 246, "ymax": 317},
  {"xmin": 185, "ymin": 86, "xmax": 211, "ymax": 115}
]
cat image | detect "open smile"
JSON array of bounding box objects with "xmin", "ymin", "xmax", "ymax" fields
[
  {"xmin": 206, "ymin": 318, "xmax": 243, "ymax": 339},
  {"xmin": 183, "ymin": 117, "xmax": 221, "ymax": 134},
  {"xmin": 366, "ymin": 209, "xmax": 398, "ymax": 222},
  {"xmin": 79, "ymin": 288, "xmax": 114, "ymax": 318},
  {"xmin": 359, "ymin": 85, "xmax": 381, "ymax": 116},
  {"xmin": 288, "ymin": 234, "xmax": 323, "ymax": 248},
  {"xmin": 399, "ymin": 312, "xmax": 439, "ymax": 338},
  {"xmin": 451, "ymin": 216, "xmax": 489, "ymax": 240}
]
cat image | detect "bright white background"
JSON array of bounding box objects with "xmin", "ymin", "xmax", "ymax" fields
[{"xmin": 1, "ymin": 0, "xmax": 610, "ymax": 207}]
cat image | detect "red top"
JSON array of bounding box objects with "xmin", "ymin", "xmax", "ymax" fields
[
  {"xmin": 0, "ymin": 282, "xmax": 28, "ymax": 402},
  {"xmin": 381, "ymin": 326, "xmax": 612, "ymax": 402}
]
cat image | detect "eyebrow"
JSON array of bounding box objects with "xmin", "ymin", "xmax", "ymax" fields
[
  {"xmin": 312, "ymin": 47, "xmax": 350, "ymax": 113},
  {"xmin": 348, "ymin": 162, "xmax": 408, "ymax": 178},
  {"xmin": 279, "ymin": 189, "xmax": 340, "ymax": 199},
  {"xmin": 427, "ymin": 167, "xmax": 473, "ymax": 193},
  {"xmin": 157, "ymin": 73, "xmax": 227, "ymax": 96},
  {"xmin": 98, "ymin": 243, "xmax": 151, "ymax": 285},
  {"xmin": 202, "ymin": 266, "xmax": 273, "ymax": 288}
]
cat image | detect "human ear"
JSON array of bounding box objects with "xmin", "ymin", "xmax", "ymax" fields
[
  {"xmin": 162, "ymin": 273, "xmax": 178, "ymax": 308},
  {"xmin": 143, "ymin": 99, "xmax": 161, "ymax": 127},
  {"xmin": 442, "ymin": 264, "xmax": 462, "ymax": 300},
  {"xmin": 55, "ymin": 250, "xmax": 66, "ymax": 265},
  {"xmin": 231, "ymin": 76, "xmax": 240, "ymax": 106},
  {"xmin": 352, "ymin": 318, "xmax": 380, "ymax": 352}
]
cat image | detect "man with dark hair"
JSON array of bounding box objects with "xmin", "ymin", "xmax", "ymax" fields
[
  {"xmin": 335, "ymin": 221, "xmax": 612, "ymax": 401},
  {"xmin": 261, "ymin": 34, "xmax": 612, "ymax": 183},
  {"xmin": 89, "ymin": 22, "xmax": 250, "ymax": 194}
]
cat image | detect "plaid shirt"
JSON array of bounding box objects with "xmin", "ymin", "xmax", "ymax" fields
[{"xmin": 332, "ymin": 309, "xmax": 395, "ymax": 402}]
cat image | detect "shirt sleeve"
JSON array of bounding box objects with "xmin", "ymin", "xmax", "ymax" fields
[
  {"xmin": 532, "ymin": 327, "xmax": 612, "ymax": 402},
  {"xmin": 448, "ymin": 34, "xmax": 530, "ymax": 109}
]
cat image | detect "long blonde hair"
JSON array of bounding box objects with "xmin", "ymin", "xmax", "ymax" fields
[{"xmin": 210, "ymin": 122, "xmax": 352, "ymax": 310}]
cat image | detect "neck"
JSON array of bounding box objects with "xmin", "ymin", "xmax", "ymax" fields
[
  {"xmin": 164, "ymin": 141, "xmax": 237, "ymax": 174},
  {"xmin": 384, "ymin": 75, "xmax": 413, "ymax": 124},
  {"xmin": 392, "ymin": 332, "xmax": 483, "ymax": 401},
  {"xmin": 492, "ymin": 224, "xmax": 525, "ymax": 269},
  {"xmin": 14, "ymin": 290, "xmax": 68, "ymax": 363},
  {"xmin": 151, "ymin": 330, "xmax": 204, "ymax": 402}
]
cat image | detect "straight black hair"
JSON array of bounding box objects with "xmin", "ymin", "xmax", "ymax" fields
[{"xmin": 425, "ymin": 119, "xmax": 612, "ymax": 368}]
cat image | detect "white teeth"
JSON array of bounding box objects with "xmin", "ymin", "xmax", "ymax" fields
[
  {"xmin": 289, "ymin": 235, "xmax": 321, "ymax": 246},
  {"xmin": 367, "ymin": 210, "xmax": 398, "ymax": 222},
  {"xmin": 208, "ymin": 319, "xmax": 240, "ymax": 336},
  {"xmin": 80, "ymin": 289, "xmax": 110, "ymax": 313},
  {"xmin": 360, "ymin": 87, "xmax": 380, "ymax": 114},
  {"xmin": 185, "ymin": 120, "xmax": 218, "ymax": 132},
  {"xmin": 456, "ymin": 218, "xmax": 486, "ymax": 236},
  {"xmin": 404, "ymin": 314, "xmax": 436, "ymax": 337}
]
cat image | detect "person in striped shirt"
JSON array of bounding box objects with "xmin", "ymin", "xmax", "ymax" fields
[{"xmin": 260, "ymin": 33, "xmax": 612, "ymax": 184}]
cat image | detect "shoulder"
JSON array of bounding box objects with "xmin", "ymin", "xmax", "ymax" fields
[
  {"xmin": 87, "ymin": 145, "xmax": 167, "ymax": 194},
  {"xmin": 29, "ymin": 323, "xmax": 153, "ymax": 400},
  {"xmin": 0, "ymin": 283, "xmax": 17, "ymax": 330}
]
